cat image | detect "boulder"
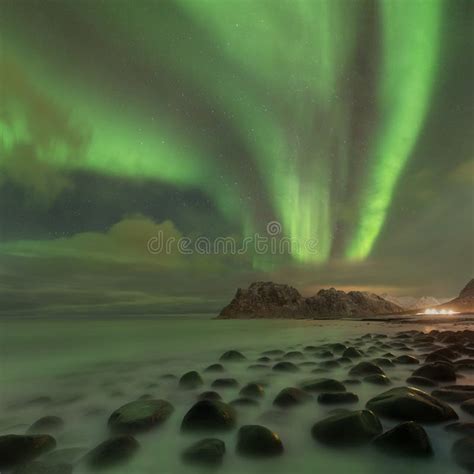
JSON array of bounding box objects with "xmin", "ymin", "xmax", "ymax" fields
[
  {"xmin": 26, "ymin": 417, "xmax": 64, "ymax": 434},
  {"xmin": 349, "ymin": 362, "xmax": 385, "ymax": 377},
  {"xmin": 211, "ymin": 378, "xmax": 239, "ymax": 389},
  {"xmin": 239, "ymin": 383, "xmax": 265, "ymax": 398},
  {"xmin": 181, "ymin": 400, "xmax": 237, "ymax": 431},
  {"xmin": 179, "ymin": 371, "xmax": 204, "ymax": 390},
  {"xmin": 406, "ymin": 376, "xmax": 438, "ymax": 388},
  {"xmin": 412, "ymin": 362, "xmax": 456, "ymax": 382},
  {"xmin": 393, "ymin": 355, "xmax": 419, "ymax": 365},
  {"xmin": 366, "ymin": 386, "xmax": 458, "ymax": 422},
  {"xmin": 219, "ymin": 350, "xmax": 246, "ymax": 362},
  {"xmin": 364, "ymin": 374, "xmax": 391, "ymax": 385},
  {"xmin": 0, "ymin": 434, "xmax": 56, "ymax": 469},
  {"xmin": 204, "ymin": 364, "xmax": 225, "ymax": 373},
  {"xmin": 272, "ymin": 361, "xmax": 299, "ymax": 372},
  {"xmin": 300, "ymin": 378, "xmax": 346, "ymax": 393},
  {"xmin": 373, "ymin": 422, "xmax": 432, "ymax": 457},
  {"xmin": 198, "ymin": 391, "xmax": 222, "ymax": 402},
  {"xmin": 236, "ymin": 425, "xmax": 283, "ymax": 457},
  {"xmin": 317, "ymin": 392, "xmax": 359, "ymax": 404},
  {"xmin": 182, "ymin": 438, "xmax": 225, "ymax": 466},
  {"xmin": 83, "ymin": 435, "xmax": 139, "ymax": 469},
  {"xmin": 343, "ymin": 347, "xmax": 363, "ymax": 358},
  {"xmin": 432, "ymin": 385, "xmax": 474, "ymax": 402},
  {"xmin": 273, "ymin": 387, "xmax": 312, "ymax": 408},
  {"xmin": 311, "ymin": 410, "xmax": 382, "ymax": 446},
  {"xmin": 108, "ymin": 399, "xmax": 174, "ymax": 434}
]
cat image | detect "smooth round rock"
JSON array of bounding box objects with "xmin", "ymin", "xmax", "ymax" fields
[
  {"xmin": 412, "ymin": 362, "xmax": 456, "ymax": 382},
  {"xmin": 406, "ymin": 376, "xmax": 438, "ymax": 388},
  {"xmin": 182, "ymin": 438, "xmax": 225, "ymax": 466},
  {"xmin": 460, "ymin": 398, "xmax": 474, "ymax": 415},
  {"xmin": 273, "ymin": 387, "xmax": 312, "ymax": 408},
  {"xmin": 236, "ymin": 425, "xmax": 283, "ymax": 457},
  {"xmin": 26, "ymin": 417, "xmax": 64, "ymax": 434},
  {"xmin": 317, "ymin": 392, "xmax": 359, "ymax": 404},
  {"xmin": 373, "ymin": 421, "xmax": 433, "ymax": 457},
  {"xmin": 239, "ymin": 383, "xmax": 264, "ymax": 398},
  {"xmin": 181, "ymin": 400, "xmax": 237, "ymax": 432},
  {"xmin": 108, "ymin": 399, "xmax": 174, "ymax": 434},
  {"xmin": 0, "ymin": 434, "xmax": 56, "ymax": 469},
  {"xmin": 311, "ymin": 410, "xmax": 382, "ymax": 446},
  {"xmin": 84, "ymin": 435, "xmax": 139, "ymax": 469},
  {"xmin": 300, "ymin": 378, "xmax": 346, "ymax": 393},
  {"xmin": 204, "ymin": 364, "xmax": 224, "ymax": 373},
  {"xmin": 364, "ymin": 374, "xmax": 391, "ymax": 385},
  {"xmin": 393, "ymin": 355, "xmax": 419, "ymax": 365},
  {"xmin": 366, "ymin": 386, "xmax": 458, "ymax": 422},
  {"xmin": 219, "ymin": 350, "xmax": 246, "ymax": 362},
  {"xmin": 343, "ymin": 347, "xmax": 363, "ymax": 358},
  {"xmin": 272, "ymin": 361, "xmax": 299, "ymax": 372},
  {"xmin": 349, "ymin": 362, "xmax": 385, "ymax": 377},
  {"xmin": 211, "ymin": 378, "xmax": 239, "ymax": 389},
  {"xmin": 179, "ymin": 371, "xmax": 204, "ymax": 390},
  {"xmin": 198, "ymin": 391, "xmax": 222, "ymax": 402}
]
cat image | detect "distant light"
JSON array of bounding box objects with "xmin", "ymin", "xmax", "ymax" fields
[{"xmin": 418, "ymin": 308, "xmax": 459, "ymax": 315}]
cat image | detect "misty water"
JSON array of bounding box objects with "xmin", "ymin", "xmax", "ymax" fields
[{"xmin": 1, "ymin": 317, "xmax": 473, "ymax": 474}]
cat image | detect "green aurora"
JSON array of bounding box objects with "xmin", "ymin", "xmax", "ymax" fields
[{"xmin": 0, "ymin": 0, "xmax": 472, "ymax": 314}]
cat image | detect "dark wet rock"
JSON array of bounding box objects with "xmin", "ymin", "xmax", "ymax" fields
[
  {"xmin": 366, "ymin": 386, "xmax": 458, "ymax": 422},
  {"xmin": 236, "ymin": 425, "xmax": 283, "ymax": 457},
  {"xmin": 26, "ymin": 417, "xmax": 64, "ymax": 434},
  {"xmin": 445, "ymin": 422, "xmax": 474, "ymax": 436},
  {"xmin": 432, "ymin": 385, "xmax": 474, "ymax": 402},
  {"xmin": 371, "ymin": 358, "xmax": 395, "ymax": 368},
  {"xmin": 461, "ymin": 398, "xmax": 474, "ymax": 415},
  {"xmin": 211, "ymin": 378, "xmax": 239, "ymax": 389},
  {"xmin": 0, "ymin": 434, "xmax": 56, "ymax": 469},
  {"xmin": 303, "ymin": 345, "xmax": 318, "ymax": 352},
  {"xmin": 426, "ymin": 347, "xmax": 459, "ymax": 361},
  {"xmin": 349, "ymin": 362, "xmax": 385, "ymax": 377},
  {"xmin": 337, "ymin": 356, "xmax": 353, "ymax": 365},
  {"xmin": 262, "ymin": 349, "xmax": 285, "ymax": 356},
  {"xmin": 160, "ymin": 373, "xmax": 177, "ymax": 380},
  {"xmin": 284, "ymin": 351, "xmax": 304, "ymax": 360},
  {"xmin": 319, "ymin": 360, "xmax": 340, "ymax": 369},
  {"xmin": 327, "ymin": 343, "xmax": 347, "ymax": 353},
  {"xmin": 247, "ymin": 364, "xmax": 268, "ymax": 370},
  {"xmin": 455, "ymin": 359, "xmax": 474, "ymax": 370},
  {"xmin": 230, "ymin": 397, "xmax": 259, "ymax": 407},
  {"xmin": 272, "ymin": 361, "xmax": 299, "ymax": 372},
  {"xmin": 182, "ymin": 438, "xmax": 226, "ymax": 466},
  {"xmin": 343, "ymin": 379, "xmax": 361, "ymax": 385},
  {"xmin": 137, "ymin": 393, "xmax": 153, "ymax": 400},
  {"xmin": 181, "ymin": 400, "xmax": 237, "ymax": 431},
  {"xmin": 317, "ymin": 392, "xmax": 359, "ymax": 404},
  {"xmin": 311, "ymin": 410, "xmax": 382, "ymax": 446},
  {"xmin": 41, "ymin": 447, "xmax": 87, "ymax": 465},
  {"xmin": 364, "ymin": 374, "xmax": 391, "ymax": 385},
  {"xmin": 108, "ymin": 399, "xmax": 174, "ymax": 434},
  {"xmin": 301, "ymin": 378, "xmax": 346, "ymax": 393},
  {"xmin": 343, "ymin": 347, "xmax": 363, "ymax": 358},
  {"xmin": 412, "ymin": 362, "xmax": 457, "ymax": 382},
  {"xmin": 273, "ymin": 387, "xmax": 312, "ymax": 408},
  {"xmin": 204, "ymin": 364, "xmax": 225, "ymax": 373},
  {"xmin": 311, "ymin": 367, "xmax": 330, "ymax": 374},
  {"xmin": 452, "ymin": 436, "xmax": 474, "ymax": 471},
  {"xmin": 382, "ymin": 352, "xmax": 395, "ymax": 358},
  {"xmin": 198, "ymin": 391, "xmax": 222, "ymax": 401},
  {"xmin": 298, "ymin": 361, "xmax": 318, "ymax": 368},
  {"xmin": 179, "ymin": 371, "xmax": 204, "ymax": 390},
  {"xmin": 313, "ymin": 350, "xmax": 333, "ymax": 358},
  {"xmin": 406, "ymin": 376, "xmax": 438, "ymax": 387},
  {"xmin": 373, "ymin": 421, "xmax": 432, "ymax": 457},
  {"xmin": 219, "ymin": 350, "xmax": 246, "ymax": 362},
  {"xmin": 257, "ymin": 356, "xmax": 271, "ymax": 363},
  {"xmin": 239, "ymin": 383, "xmax": 264, "ymax": 398},
  {"xmin": 393, "ymin": 355, "xmax": 419, "ymax": 365},
  {"xmin": 83, "ymin": 435, "xmax": 139, "ymax": 469},
  {"xmin": 12, "ymin": 461, "xmax": 72, "ymax": 474}
]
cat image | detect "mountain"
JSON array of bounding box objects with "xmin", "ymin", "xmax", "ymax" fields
[
  {"xmin": 381, "ymin": 294, "xmax": 448, "ymax": 310},
  {"xmin": 438, "ymin": 278, "xmax": 474, "ymax": 312},
  {"xmin": 218, "ymin": 281, "xmax": 403, "ymax": 319}
]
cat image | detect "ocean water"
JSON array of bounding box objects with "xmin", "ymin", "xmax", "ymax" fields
[{"xmin": 1, "ymin": 317, "xmax": 472, "ymax": 474}]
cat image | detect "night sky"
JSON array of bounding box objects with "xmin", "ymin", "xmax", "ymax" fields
[{"xmin": 0, "ymin": 0, "xmax": 473, "ymax": 316}]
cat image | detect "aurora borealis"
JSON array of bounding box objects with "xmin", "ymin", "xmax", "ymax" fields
[{"xmin": 0, "ymin": 0, "xmax": 473, "ymax": 315}]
